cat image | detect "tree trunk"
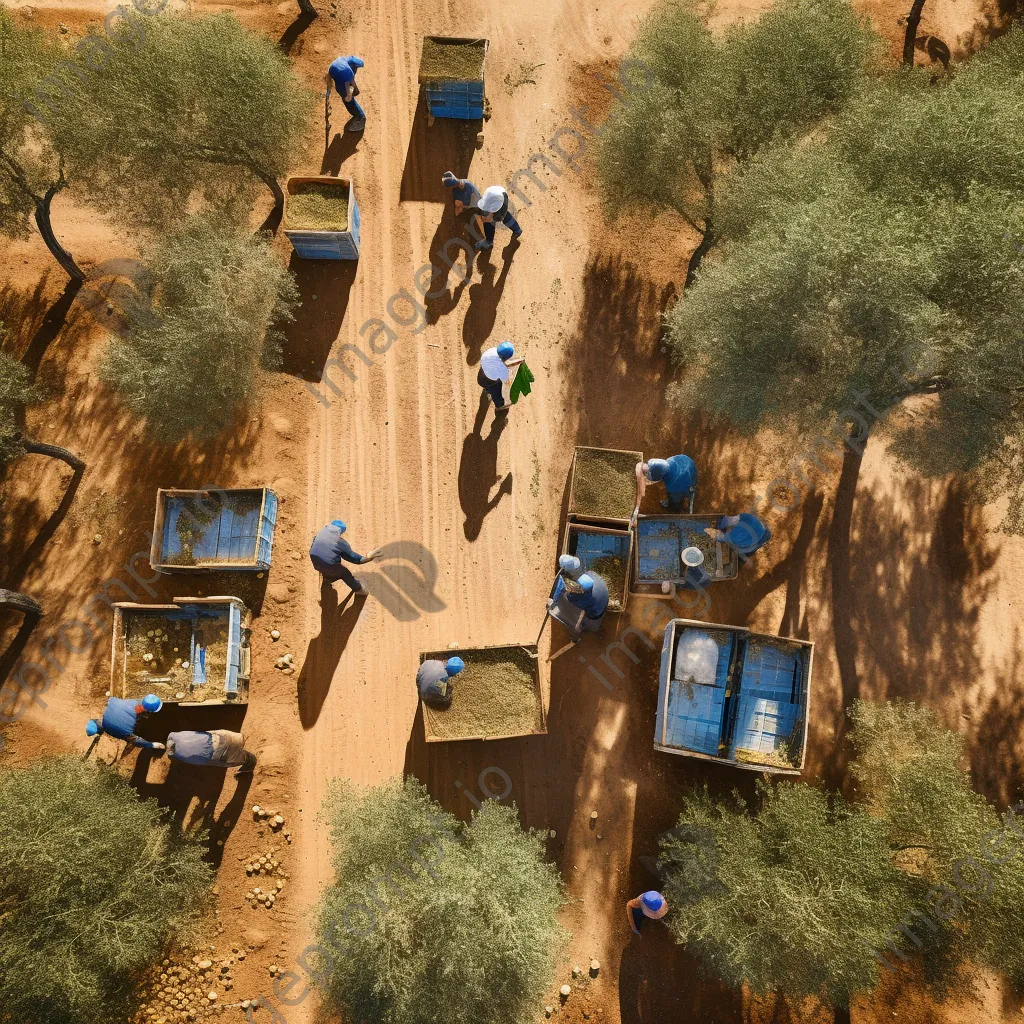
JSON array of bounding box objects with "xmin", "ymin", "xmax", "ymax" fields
[
  {"xmin": 902, "ymin": 0, "xmax": 928, "ymax": 66},
  {"xmin": 297, "ymin": 0, "xmax": 317, "ymax": 16},
  {"xmin": 0, "ymin": 589, "xmax": 43, "ymax": 693},
  {"xmin": 34, "ymin": 181, "xmax": 84, "ymax": 283},
  {"xmin": 253, "ymin": 167, "xmax": 285, "ymax": 236},
  {"xmin": 685, "ymin": 225, "xmax": 716, "ymax": 290}
]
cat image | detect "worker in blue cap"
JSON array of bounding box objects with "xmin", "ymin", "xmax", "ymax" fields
[
  {"xmin": 85, "ymin": 694, "xmax": 165, "ymax": 751},
  {"xmin": 309, "ymin": 520, "xmax": 381, "ymax": 596},
  {"xmin": 442, "ymin": 171, "xmax": 485, "ymax": 240},
  {"xmin": 711, "ymin": 513, "xmax": 771, "ymax": 560},
  {"xmin": 478, "ymin": 341, "xmax": 523, "ymax": 412},
  {"xmin": 327, "ymin": 54, "xmax": 366, "ymax": 133},
  {"xmin": 551, "ymin": 556, "xmax": 609, "ymax": 633},
  {"xmin": 637, "ymin": 454, "xmax": 698, "ymax": 513},
  {"xmin": 415, "ymin": 656, "xmax": 465, "ymax": 709},
  {"xmin": 626, "ymin": 890, "xmax": 669, "ymax": 936}
]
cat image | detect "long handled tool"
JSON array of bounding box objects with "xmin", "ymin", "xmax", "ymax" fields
[{"xmin": 324, "ymin": 86, "xmax": 332, "ymax": 152}]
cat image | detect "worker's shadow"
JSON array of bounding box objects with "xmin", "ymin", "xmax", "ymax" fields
[
  {"xmin": 461, "ymin": 244, "xmax": 516, "ymax": 365},
  {"xmin": 298, "ymin": 586, "xmax": 367, "ymax": 729},
  {"xmin": 424, "ymin": 209, "xmax": 476, "ymax": 326},
  {"xmin": 458, "ymin": 392, "xmax": 512, "ymax": 541},
  {"xmin": 321, "ymin": 131, "xmax": 361, "ymax": 176},
  {"xmin": 357, "ymin": 541, "xmax": 448, "ymax": 622}
]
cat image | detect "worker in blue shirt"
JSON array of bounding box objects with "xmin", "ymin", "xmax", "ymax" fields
[
  {"xmin": 562, "ymin": 570, "xmax": 609, "ymax": 632},
  {"xmin": 441, "ymin": 171, "xmax": 485, "ymax": 241},
  {"xmin": 714, "ymin": 513, "xmax": 771, "ymax": 560},
  {"xmin": 637, "ymin": 454, "xmax": 698, "ymax": 513},
  {"xmin": 85, "ymin": 694, "xmax": 164, "ymax": 750},
  {"xmin": 309, "ymin": 519, "xmax": 381, "ymax": 596},
  {"xmin": 327, "ymin": 55, "xmax": 366, "ymax": 133}
]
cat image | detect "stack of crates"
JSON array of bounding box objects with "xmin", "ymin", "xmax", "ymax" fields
[{"xmin": 420, "ymin": 36, "xmax": 488, "ymax": 120}]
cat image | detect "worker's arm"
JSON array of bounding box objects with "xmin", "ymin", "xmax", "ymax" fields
[
  {"xmin": 472, "ymin": 212, "xmax": 485, "ymax": 236},
  {"xmin": 131, "ymin": 735, "xmax": 164, "ymax": 752},
  {"xmin": 635, "ymin": 462, "xmax": 647, "ymax": 501},
  {"xmin": 506, "ymin": 357, "xmax": 525, "ymax": 367},
  {"xmin": 626, "ymin": 897, "xmax": 642, "ymax": 934},
  {"xmin": 362, "ymin": 548, "xmax": 383, "ymax": 562},
  {"xmin": 344, "ymin": 82, "xmax": 355, "ymax": 102}
]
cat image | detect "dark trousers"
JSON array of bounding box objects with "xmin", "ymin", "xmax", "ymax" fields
[
  {"xmin": 477, "ymin": 367, "xmax": 505, "ymax": 408},
  {"xmin": 321, "ymin": 562, "xmax": 361, "ymax": 590},
  {"xmin": 666, "ymin": 490, "xmax": 686, "ymax": 513},
  {"xmin": 484, "ymin": 211, "xmax": 522, "ymax": 243},
  {"xmin": 343, "ymin": 96, "xmax": 365, "ymax": 121},
  {"xmin": 630, "ymin": 907, "xmax": 646, "ymax": 932}
]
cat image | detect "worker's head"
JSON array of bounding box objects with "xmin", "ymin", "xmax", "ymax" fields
[
  {"xmin": 85, "ymin": 719, "xmax": 102, "ymax": 737},
  {"xmin": 497, "ymin": 341, "xmax": 515, "ymax": 362},
  {"xmin": 445, "ymin": 656, "xmax": 465, "ymax": 677},
  {"xmin": 640, "ymin": 461, "xmax": 652, "ymax": 481},
  {"xmin": 331, "ymin": 519, "xmax": 347, "ymax": 533},
  {"xmin": 141, "ymin": 694, "xmax": 162, "ymax": 714},
  {"xmin": 641, "ymin": 891, "xmax": 664, "ymax": 913},
  {"xmin": 347, "ymin": 56, "xmax": 365, "ymax": 68},
  {"xmin": 479, "ymin": 186, "xmax": 506, "ymax": 213},
  {"xmin": 558, "ymin": 554, "xmax": 582, "ymax": 579},
  {"xmin": 578, "ymin": 574, "xmax": 595, "ymax": 595},
  {"xmin": 441, "ymin": 171, "xmax": 458, "ymax": 188}
]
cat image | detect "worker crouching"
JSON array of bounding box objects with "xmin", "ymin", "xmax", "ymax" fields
[
  {"xmin": 551, "ymin": 555, "xmax": 609, "ymax": 633},
  {"xmin": 165, "ymin": 729, "xmax": 257, "ymax": 773},
  {"xmin": 416, "ymin": 656, "xmax": 465, "ymax": 710}
]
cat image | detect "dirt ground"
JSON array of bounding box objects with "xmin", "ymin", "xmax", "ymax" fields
[{"xmin": 2, "ymin": 0, "xmax": 1024, "ymax": 1021}]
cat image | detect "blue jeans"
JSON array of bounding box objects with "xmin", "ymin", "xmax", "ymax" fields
[
  {"xmin": 483, "ymin": 211, "xmax": 522, "ymax": 244},
  {"xmin": 343, "ymin": 96, "xmax": 365, "ymax": 121}
]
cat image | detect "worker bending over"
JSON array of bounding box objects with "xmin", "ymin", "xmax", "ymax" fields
[
  {"xmin": 475, "ymin": 185, "xmax": 522, "ymax": 251},
  {"xmin": 551, "ymin": 555, "xmax": 609, "ymax": 633},
  {"xmin": 309, "ymin": 519, "xmax": 381, "ymax": 596},
  {"xmin": 327, "ymin": 54, "xmax": 366, "ymax": 133},
  {"xmin": 85, "ymin": 694, "xmax": 163, "ymax": 750},
  {"xmin": 713, "ymin": 513, "xmax": 771, "ymax": 559},
  {"xmin": 441, "ymin": 171, "xmax": 485, "ymax": 240},
  {"xmin": 478, "ymin": 341, "xmax": 523, "ymax": 412},
  {"xmin": 165, "ymin": 730, "xmax": 256, "ymax": 773},
  {"xmin": 416, "ymin": 656, "xmax": 465, "ymax": 709},
  {"xmin": 637, "ymin": 454, "xmax": 698, "ymax": 513},
  {"xmin": 626, "ymin": 890, "xmax": 669, "ymax": 937}
]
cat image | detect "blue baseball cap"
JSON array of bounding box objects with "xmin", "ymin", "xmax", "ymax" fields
[
  {"xmin": 141, "ymin": 694, "xmax": 162, "ymax": 713},
  {"xmin": 85, "ymin": 719, "xmax": 101, "ymax": 737},
  {"xmin": 497, "ymin": 341, "xmax": 514, "ymax": 360},
  {"xmin": 442, "ymin": 171, "xmax": 458, "ymax": 187},
  {"xmin": 641, "ymin": 891, "xmax": 664, "ymax": 912},
  {"xmin": 579, "ymin": 575, "xmax": 595, "ymax": 594},
  {"xmin": 558, "ymin": 554, "xmax": 581, "ymax": 575},
  {"xmin": 331, "ymin": 520, "xmax": 347, "ymax": 532},
  {"xmin": 347, "ymin": 56, "xmax": 364, "ymax": 68},
  {"xmin": 445, "ymin": 657, "xmax": 465, "ymax": 676}
]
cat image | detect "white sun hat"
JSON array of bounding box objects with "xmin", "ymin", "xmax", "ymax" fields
[{"xmin": 479, "ymin": 186, "xmax": 506, "ymax": 213}]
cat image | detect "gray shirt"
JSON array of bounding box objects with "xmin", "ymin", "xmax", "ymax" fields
[{"xmin": 416, "ymin": 660, "xmax": 452, "ymax": 707}]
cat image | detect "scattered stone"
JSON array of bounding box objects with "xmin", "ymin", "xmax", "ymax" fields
[
  {"xmin": 572, "ymin": 965, "xmax": 582, "ymax": 978},
  {"xmin": 545, "ymin": 1008, "xmax": 553, "ymax": 1019},
  {"xmin": 92, "ymin": 533, "xmax": 102, "ymax": 545},
  {"xmin": 589, "ymin": 960, "xmax": 600, "ymax": 977},
  {"xmin": 270, "ymin": 629, "xmax": 281, "ymax": 641},
  {"xmin": 560, "ymin": 984, "xmax": 571, "ymax": 1001}
]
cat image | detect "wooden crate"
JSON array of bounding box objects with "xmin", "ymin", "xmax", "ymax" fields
[
  {"xmin": 654, "ymin": 619, "xmax": 813, "ymax": 775},
  {"xmin": 566, "ymin": 445, "xmax": 643, "ymax": 527},
  {"xmin": 111, "ymin": 597, "xmax": 251, "ymax": 706},
  {"xmin": 150, "ymin": 487, "xmax": 277, "ymax": 574},
  {"xmin": 631, "ymin": 513, "xmax": 738, "ymax": 596},
  {"xmin": 419, "ymin": 36, "xmax": 488, "ymax": 120},
  {"xmin": 284, "ymin": 176, "xmax": 360, "ymax": 260},
  {"xmin": 419, "ymin": 643, "xmax": 546, "ymax": 742},
  {"xmin": 561, "ymin": 520, "xmax": 632, "ymax": 613}
]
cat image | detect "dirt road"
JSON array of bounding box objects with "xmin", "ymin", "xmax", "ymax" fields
[{"xmin": 3, "ymin": 0, "xmax": 1023, "ymax": 1021}]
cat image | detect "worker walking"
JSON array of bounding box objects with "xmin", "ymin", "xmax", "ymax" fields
[
  {"xmin": 475, "ymin": 185, "xmax": 522, "ymax": 251},
  {"xmin": 637, "ymin": 454, "xmax": 698, "ymax": 513},
  {"xmin": 165, "ymin": 730, "xmax": 257, "ymax": 773},
  {"xmin": 309, "ymin": 520, "xmax": 381, "ymax": 596},
  {"xmin": 85, "ymin": 694, "xmax": 163, "ymax": 751},
  {"xmin": 416, "ymin": 656, "xmax": 465, "ymax": 710},
  {"xmin": 626, "ymin": 890, "xmax": 669, "ymax": 937},
  {"xmin": 327, "ymin": 54, "xmax": 366, "ymax": 133},
  {"xmin": 442, "ymin": 171, "xmax": 485, "ymax": 239},
  {"xmin": 478, "ymin": 341, "xmax": 523, "ymax": 412},
  {"xmin": 713, "ymin": 512, "xmax": 771, "ymax": 560}
]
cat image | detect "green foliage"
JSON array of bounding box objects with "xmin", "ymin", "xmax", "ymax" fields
[
  {"xmin": 100, "ymin": 219, "xmax": 297, "ymax": 441},
  {"xmin": 45, "ymin": 12, "xmax": 312, "ymax": 226},
  {"xmin": 0, "ymin": 5, "xmax": 56, "ymax": 236},
  {"xmin": 0, "ymin": 757, "xmax": 213, "ymax": 1024},
  {"xmin": 595, "ymin": 0, "xmax": 878, "ymax": 231},
  {"xmin": 666, "ymin": 25, "xmax": 1024, "ymax": 530},
  {"xmin": 315, "ymin": 779, "xmax": 567, "ymax": 1024},
  {"xmin": 659, "ymin": 781, "xmax": 912, "ymax": 1010},
  {"xmin": 0, "ymin": 339, "xmax": 38, "ymax": 464},
  {"xmin": 849, "ymin": 700, "xmax": 1024, "ymax": 989}
]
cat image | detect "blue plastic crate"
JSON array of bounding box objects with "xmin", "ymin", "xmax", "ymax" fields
[
  {"xmin": 284, "ymin": 176, "xmax": 360, "ymax": 260},
  {"xmin": 420, "ymin": 35, "xmax": 488, "ymax": 121}
]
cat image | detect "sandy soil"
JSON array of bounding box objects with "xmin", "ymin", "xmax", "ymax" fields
[{"xmin": 2, "ymin": 0, "xmax": 1023, "ymax": 1021}]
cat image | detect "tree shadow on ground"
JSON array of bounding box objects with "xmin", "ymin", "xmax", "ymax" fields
[
  {"xmin": 278, "ymin": 8, "xmax": 316, "ymax": 54},
  {"xmin": 400, "ymin": 94, "xmax": 479, "ymax": 203},
  {"xmin": 461, "ymin": 246, "xmax": 515, "ymax": 365},
  {"xmin": 458, "ymin": 392, "xmax": 512, "ymax": 541},
  {"xmin": 279, "ymin": 255, "xmax": 357, "ymax": 381},
  {"xmin": 297, "ymin": 585, "xmax": 366, "ymax": 729}
]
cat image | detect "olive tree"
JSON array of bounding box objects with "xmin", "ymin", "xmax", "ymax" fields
[
  {"xmin": 100, "ymin": 219, "xmax": 297, "ymax": 441},
  {"xmin": 315, "ymin": 779, "xmax": 566, "ymax": 1024},
  {"xmin": 596, "ymin": 0, "xmax": 880, "ymax": 284},
  {"xmin": 0, "ymin": 757, "xmax": 213, "ymax": 1024},
  {"xmin": 45, "ymin": 12, "xmax": 312, "ymax": 227},
  {"xmin": 660, "ymin": 781, "xmax": 912, "ymax": 1024},
  {"xmin": 0, "ymin": 5, "xmax": 82, "ymax": 279}
]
